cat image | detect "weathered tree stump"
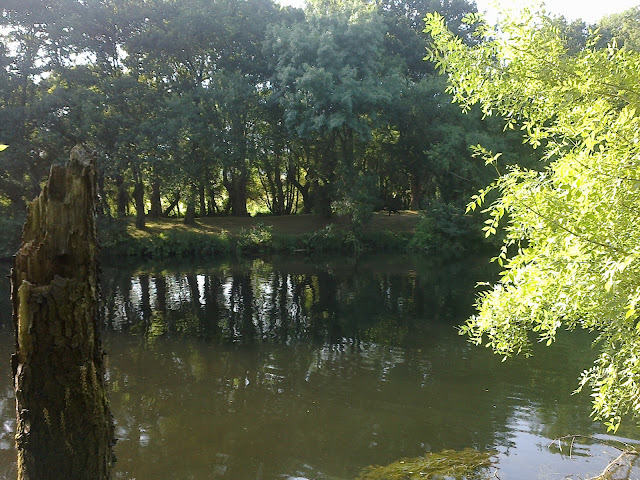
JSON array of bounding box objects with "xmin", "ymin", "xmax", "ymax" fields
[{"xmin": 11, "ymin": 145, "xmax": 115, "ymax": 480}]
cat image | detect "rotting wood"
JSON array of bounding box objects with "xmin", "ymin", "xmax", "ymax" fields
[{"xmin": 11, "ymin": 145, "xmax": 115, "ymax": 480}]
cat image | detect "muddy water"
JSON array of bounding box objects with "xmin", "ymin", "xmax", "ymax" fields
[{"xmin": 0, "ymin": 255, "xmax": 637, "ymax": 479}]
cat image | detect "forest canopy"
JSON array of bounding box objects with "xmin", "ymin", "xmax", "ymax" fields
[
  {"xmin": 425, "ymin": 6, "xmax": 640, "ymax": 430},
  {"xmin": 0, "ymin": 0, "xmax": 534, "ymax": 229}
]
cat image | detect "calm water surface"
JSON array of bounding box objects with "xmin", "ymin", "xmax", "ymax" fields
[{"xmin": 0, "ymin": 254, "xmax": 638, "ymax": 479}]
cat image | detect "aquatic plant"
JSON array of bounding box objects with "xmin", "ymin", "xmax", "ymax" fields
[{"xmin": 356, "ymin": 448, "xmax": 496, "ymax": 480}]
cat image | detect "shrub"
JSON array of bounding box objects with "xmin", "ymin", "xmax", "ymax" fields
[
  {"xmin": 332, "ymin": 171, "xmax": 379, "ymax": 229},
  {"xmin": 237, "ymin": 223, "xmax": 273, "ymax": 254},
  {"xmin": 409, "ymin": 200, "xmax": 484, "ymax": 255}
]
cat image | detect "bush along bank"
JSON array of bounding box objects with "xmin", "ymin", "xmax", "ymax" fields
[
  {"xmin": 98, "ymin": 216, "xmax": 492, "ymax": 260},
  {"xmin": 99, "ymin": 222, "xmax": 415, "ymax": 259},
  {"xmin": 0, "ymin": 210, "xmax": 491, "ymax": 261}
]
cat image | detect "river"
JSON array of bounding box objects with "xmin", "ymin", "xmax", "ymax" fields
[{"xmin": 0, "ymin": 254, "xmax": 638, "ymax": 479}]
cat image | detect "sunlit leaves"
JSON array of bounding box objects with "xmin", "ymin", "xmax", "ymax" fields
[{"xmin": 426, "ymin": 7, "xmax": 640, "ymax": 430}]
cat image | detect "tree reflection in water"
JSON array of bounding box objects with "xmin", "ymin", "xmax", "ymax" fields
[
  {"xmin": 100, "ymin": 256, "xmax": 480, "ymax": 347},
  {"xmin": 0, "ymin": 255, "xmax": 638, "ymax": 479}
]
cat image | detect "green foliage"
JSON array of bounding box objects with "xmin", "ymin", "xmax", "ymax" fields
[
  {"xmin": 0, "ymin": 0, "xmax": 499, "ymax": 226},
  {"xmin": 598, "ymin": 6, "xmax": 640, "ymax": 51},
  {"xmin": 332, "ymin": 172, "xmax": 380, "ymax": 229},
  {"xmin": 0, "ymin": 215, "xmax": 25, "ymax": 259},
  {"xmin": 408, "ymin": 215, "xmax": 435, "ymax": 251},
  {"xmin": 357, "ymin": 448, "xmax": 496, "ymax": 480},
  {"xmin": 267, "ymin": 0, "xmax": 397, "ymax": 140},
  {"xmin": 237, "ymin": 223, "xmax": 274, "ymax": 254},
  {"xmin": 303, "ymin": 224, "xmax": 351, "ymax": 252},
  {"xmin": 95, "ymin": 220, "xmax": 417, "ymax": 260},
  {"xmin": 426, "ymin": 6, "xmax": 640, "ymax": 430},
  {"xmin": 408, "ymin": 201, "xmax": 485, "ymax": 256},
  {"xmin": 100, "ymin": 225, "xmax": 232, "ymax": 259},
  {"xmin": 361, "ymin": 229, "xmax": 412, "ymax": 252}
]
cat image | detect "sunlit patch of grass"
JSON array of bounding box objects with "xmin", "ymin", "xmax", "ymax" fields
[
  {"xmin": 124, "ymin": 218, "xmax": 211, "ymax": 239},
  {"xmin": 96, "ymin": 214, "xmax": 454, "ymax": 259}
]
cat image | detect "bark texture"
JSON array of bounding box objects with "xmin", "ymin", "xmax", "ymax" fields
[{"xmin": 11, "ymin": 145, "xmax": 115, "ymax": 480}]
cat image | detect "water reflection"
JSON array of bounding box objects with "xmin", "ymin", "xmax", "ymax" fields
[
  {"xmin": 100, "ymin": 256, "xmax": 481, "ymax": 347},
  {"xmin": 0, "ymin": 255, "xmax": 638, "ymax": 479}
]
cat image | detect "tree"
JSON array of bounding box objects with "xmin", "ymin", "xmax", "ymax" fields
[
  {"xmin": 425, "ymin": 7, "xmax": 640, "ymax": 430},
  {"xmin": 376, "ymin": 0, "xmax": 479, "ymax": 79},
  {"xmin": 598, "ymin": 6, "xmax": 640, "ymax": 52},
  {"xmin": 383, "ymin": 75, "xmax": 478, "ymax": 210},
  {"xmin": 126, "ymin": 0, "xmax": 281, "ymax": 218},
  {"xmin": 266, "ymin": 0, "xmax": 401, "ymax": 217},
  {"xmin": 0, "ymin": 0, "xmax": 75, "ymax": 208}
]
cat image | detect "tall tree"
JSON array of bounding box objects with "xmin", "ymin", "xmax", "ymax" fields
[
  {"xmin": 0, "ymin": 0, "xmax": 81, "ymax": 208},
  {"xmin": 376, "ymin": 0, "xmax": 478, "ymax": 79},
  {"xmin": 266, "ymin": 0, "xmax": 401, "ymax": 216},
  {"xmin": 598, "ymin": 6, "xmax": 640, "ymax": 51}
]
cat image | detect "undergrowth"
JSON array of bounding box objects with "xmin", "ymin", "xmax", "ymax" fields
[
  {"xmin": 0, "ymin": 212, "xmax": 487, "ymax": 261},
  {"xmin": 98, "ymin": 220, "xmax": 416, "ymax": 259}
]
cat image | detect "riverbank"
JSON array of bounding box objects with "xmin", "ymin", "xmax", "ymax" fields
[
  {"xmin": 99, "ymin": 212, "xmax": 421, "ymax": 258},
  {"xmin": 0, "ymin": 209, "xmax": 483, "ymax": 260}
]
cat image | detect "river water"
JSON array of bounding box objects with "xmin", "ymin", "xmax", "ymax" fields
[{"xmin": 0, "ymin": 254, "xmax": 638, "ymax": 479}]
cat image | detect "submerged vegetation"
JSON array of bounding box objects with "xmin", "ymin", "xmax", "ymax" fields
[{"xmin": 357, "ymin": 448, "xmax": 496, "ymax": 480}]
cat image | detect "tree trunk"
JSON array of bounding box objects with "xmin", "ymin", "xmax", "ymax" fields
[
  {"xmin": 163, "ymin": 191, "xmax": 181, "ymax": 217},
  {"xmin": 310, "ymin": 181, "xmax": 332, "ymax": 217},
  {"xmin": 96, "ymin": 167, "xmax": 110, "ymax": 218},
  {"xmin": 198, "ymin": 182, "xmax": 206, "ymax": 217},
  {"xmin": 224, "ymin": 173, "xmax": 249, "ymax": 217},
  {"xmin": 132, "ymin": 180, "xmax": 145, "ymax": 229},
  {"xmin": 149, "ymin": 179, "xmax": 162, "ymax": 218},
  {"xmin": 409, "ymin": 174, "xmax": 423, "ymax": 211},
  {"xmin": 289, "ymin": 176, "xmax": 311, "ymax": 213},
  {"xmin": 11, "ymin": 145, "xmax": 115, "ymax": 480},
  {"xmin": 184, "ymin": 184, "xmax": 196, "ymax": 225},
  {"xmin": 230, "ymin": 185, "xmax": 248, "ymax": 216},
  {"xmin": 115, "ymin": 173, "xmax": 128, "ymax": 218},
  {"xmin": 207, "ymin": 188, "xmax": 218, "ymax": 216}
]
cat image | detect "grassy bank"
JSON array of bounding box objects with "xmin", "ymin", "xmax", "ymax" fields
[
  {"xmin": 1, "ymin": 209, "xmax": 485, "ymax": 260},
  {"xmin": 99, "ymin": 212, "xmax": 421, "ymax": 258}
]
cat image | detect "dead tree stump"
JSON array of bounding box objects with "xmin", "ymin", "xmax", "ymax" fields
[{"xmin": 11, "ymin": 145, "xmax": 115, "ymax": 480}]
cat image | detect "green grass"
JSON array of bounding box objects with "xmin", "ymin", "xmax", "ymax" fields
[
  {"xmin": 98, "ymin": 216, "xmax": 416, "ymax": 259},
  {"xmin": 98, "ymin": 212, "xmax": 418, "ymax": 259},
  {"xmin": 2, "ymin": 211, "xmax": 487, "ymax": 260}
]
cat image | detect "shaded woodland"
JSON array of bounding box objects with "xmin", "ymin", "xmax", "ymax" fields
[{"xmin": 0, "ymin": 0, "xmax": 543, "ymax": 231}]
